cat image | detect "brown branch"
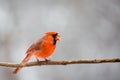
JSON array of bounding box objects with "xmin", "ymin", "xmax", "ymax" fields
[{"xmin": 0, "ymin": 58, "xmax": 120, "ymax": 68}]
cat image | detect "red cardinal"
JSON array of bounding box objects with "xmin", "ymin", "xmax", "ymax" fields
[{"xmin": 13, "ymin": 32, "xmax": 60, "ymax": 74}]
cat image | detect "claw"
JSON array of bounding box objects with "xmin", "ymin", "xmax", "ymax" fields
[{"xmin": 44, "ymin": 58, "xmax": 50, "ymax": 61}]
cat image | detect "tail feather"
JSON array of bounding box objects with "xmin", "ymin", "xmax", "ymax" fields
[{"xmin": 13, "ymin": 54, "xmax": 32, "ymax": 74}]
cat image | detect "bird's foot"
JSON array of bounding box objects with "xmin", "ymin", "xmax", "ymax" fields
[
  {"xmin": 44, "ymin": 58, "xmax": 51, "ymax": 62},
  {"xmin": 36, "ymin": 58, "xmax": 41, "ymax": 63}
]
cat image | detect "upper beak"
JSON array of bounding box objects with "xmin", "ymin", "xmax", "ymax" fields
[{"xmin": 56, "ymin": 34, "xmax": 61, "ymax": 40}]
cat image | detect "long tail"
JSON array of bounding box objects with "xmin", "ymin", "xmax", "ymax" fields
[{"xmin": 13, "ymin": 54, "xmax": 32, "ymax": 74}]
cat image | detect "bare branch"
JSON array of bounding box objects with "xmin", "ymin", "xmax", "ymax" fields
[{"xmin": 0, "ymin": 58, "xmax": 120, "ymax": 68}]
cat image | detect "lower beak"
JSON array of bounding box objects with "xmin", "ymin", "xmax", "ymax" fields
[{"xmin": 56, "ymin": 34, "xmax": 61, "ymax": 40}]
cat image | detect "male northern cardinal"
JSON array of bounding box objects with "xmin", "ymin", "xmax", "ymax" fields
[{"xmin": 13, "ymin": 32, "xmax": 60, "ymax": 74}]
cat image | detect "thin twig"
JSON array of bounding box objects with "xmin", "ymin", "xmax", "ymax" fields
[{"xmin": 0, "ymin": 58, "xmax": 120, "ymax": 68}]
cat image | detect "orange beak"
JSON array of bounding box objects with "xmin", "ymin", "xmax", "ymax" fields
[{"xmin": 56, "ymin": 34, "xmax": 61, "ymax": 40}]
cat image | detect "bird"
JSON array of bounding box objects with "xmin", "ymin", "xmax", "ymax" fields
[{"xmin": 13, "ymin": 32, "xmax": 60, "ymax": 74}]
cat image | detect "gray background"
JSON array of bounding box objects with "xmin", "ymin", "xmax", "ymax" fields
[{"xmin": 0, "ymin": 0, "xmax": 120, "ymax": 80}]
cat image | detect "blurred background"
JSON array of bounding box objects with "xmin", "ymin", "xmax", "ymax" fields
[{"xmin": 0, "ymin": 0, "xmax": 120, "ymax": 80}]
